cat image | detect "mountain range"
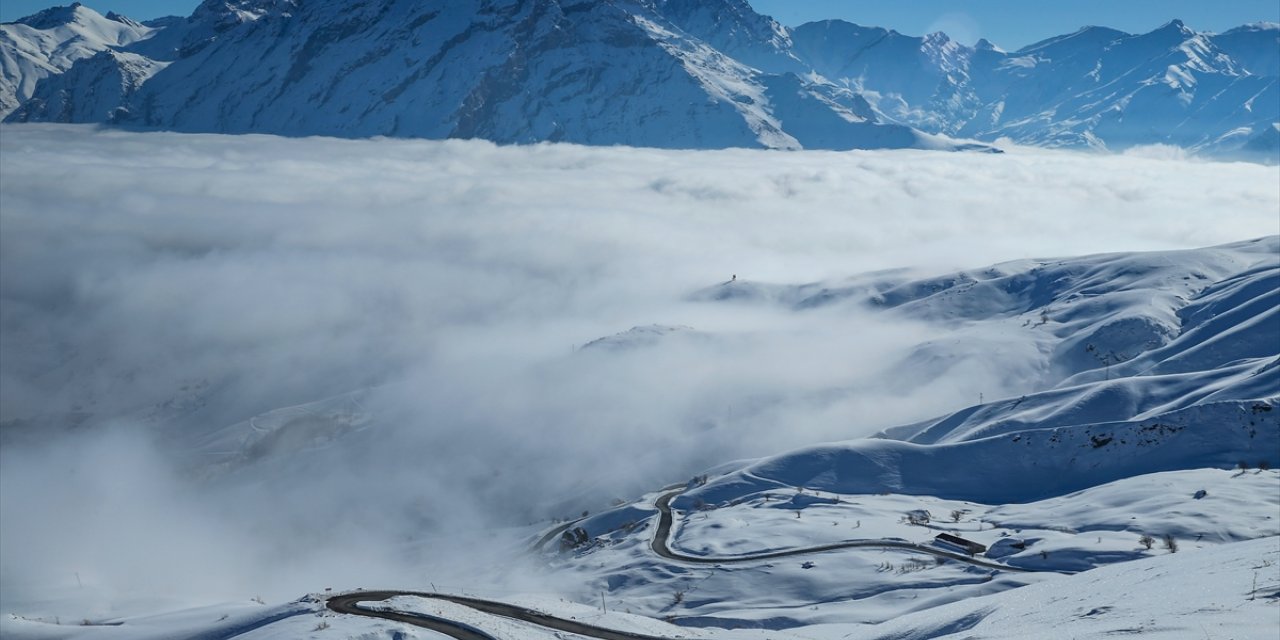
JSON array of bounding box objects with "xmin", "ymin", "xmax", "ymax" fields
[{"xmin": 2, "ymin": 0, "xmax": 1277, "ymax": 157}]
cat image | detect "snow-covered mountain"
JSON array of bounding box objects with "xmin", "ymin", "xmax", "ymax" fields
[
  {"xmin": 1, "ymin": 0, "xmax": 943, "ymax": 151},
  {"xmin": 0, "ymin": 3, "xmax": 153, "ymax": 116},
  {"xmin": 3, "ymin": 1, "xmax": 1275, "ymax": 156},
  {"xmin": 791, "ymin": 18, "xmax": 1280, "ymax": 158}
]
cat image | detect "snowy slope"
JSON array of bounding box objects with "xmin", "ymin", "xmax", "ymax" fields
[
  {"xmin": 3, "ymin": 0, "xmax": 942, "ymax": 151},
  {"xmin": 682, "ymin": 238, "xmax": 1279, "ymax": 507},
  {"xmin": 993, "ymin": 21, "xmax": 1279, "ymax": 154},
  {"xmin": 542, "ymin": 235, "xmax": 1280, "ymax": 634},
  {"xmin": 852, "ymin": 535, "xmax": 1279, "ymax": 640},
  {"xmin": 4, "ymin": 2, "xmax": 1276, "ymax": 155},
  {"xmin": 789, "ymin": 18, "xmax": 1280, "ymax": 158},
  {"xmin": 4, "ymin": 468, "xmax": 1274, "ymax": 639},
  {"xmin": 789, "ymin": 21, "xmax": 982, "ymax": 134},
  {"xmin": 693, "ymin": 237, "xmax": 1278, "ymax": 384},
  {"xmin": 11, "ymin": 49, "xmax": 164, "ymax": 123},
  {"xmin": 684, "ymin": 400, "xmax": 1275, "ymax": 507},
  {"xmin": 649, "ymin": 0, "xmax": 803, "ymax": 74},
  {"xmin": 1213, "ymin": 22, "xmax": 1280, "ymax": 77},
  {"xmin": 528, "ymin": 463, "xmax": 1277, "ymax": 634},
  {"xmin": 0, "ymin": 3, "xmax": 153, "ymax": 117}
]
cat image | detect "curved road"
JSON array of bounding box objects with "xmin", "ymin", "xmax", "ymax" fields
[
  {"xmin": 649, "ymin": 489, "xmax": 1039, "ymax": 573},
  {"xmin": 328, "ymin": 591, "xmax": 675, "ymax": 640},
  {"xmin": 327, "ymin": 486, "xmax": 1048, "ymax": 639}
]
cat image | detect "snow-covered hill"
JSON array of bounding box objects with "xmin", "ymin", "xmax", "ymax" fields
[
  {"xmin": 164, "ymin": 238, "xmax": 1278, "ymax": 504},
  {"xmin": 2, "ymin": 2, "xmax": 1276, "ymax": 156},
  {"xmin": 857, "ymin": 535, "xmax": 1278, "ymax": 640},
  {"xmin": 531, "ymin": 240, "xmax": 1277, "ymax": 634},
  {"xmin": 8, "ymin": 531, "xmax": 1276, "ymax": 639},
  {"xmin": 682, "ymin": 238, "xmax": 1278, "ymax": 507}
]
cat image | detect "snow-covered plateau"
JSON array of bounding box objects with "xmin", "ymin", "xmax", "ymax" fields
[{"xmin": 0, "ymin": 125, "xmax": 1278, "ymax": 638}]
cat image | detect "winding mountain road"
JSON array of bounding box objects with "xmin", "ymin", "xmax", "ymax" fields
[
  {"xmin": 326, "ymin": 485, "xmax": 1045, "ymax": 639},
  {"xmin": 327, "ymin": 593, "xmax": 496, "ymax": 640},
  {"xmin": 327, "ymin": 591, "xmax": 675, "ymax": 640},
  {"xmin": 649, "ymin": 489, "xmax": 1037, "ymax": 572}
]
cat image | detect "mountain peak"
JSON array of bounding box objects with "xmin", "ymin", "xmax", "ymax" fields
[
  {"xmin": 923, "ymin": 31, "xmax": 951, "ymax": 44},
  {"xmin": 974, "ymin": 38, "xmax": 1003, "ymax": 52},
  {"xmin": 1221, "ymin": 21, "xmax": 1280, "ymax": 35},
  {"xmin": 104, "ymin": 11, "xmax": 143, "ymax": 28},
  {"xmin": 10, "ymin": 2, "xmax": 95, "ymax": 28},
  {"xmin": 192, "ymin": 0, "xmax": 298, "ymax": 25},
  {"xmin": 1016, "ymin": 25, "xmax": 1130, "ymax": 55},
  {"xmin": 1155, "ymin": 18, "xmax": 1194, "ymax": 36}
]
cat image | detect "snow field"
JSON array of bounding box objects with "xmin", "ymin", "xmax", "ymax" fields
[{"xmin": 552, "ymin": 469, "xmax": 1279, "ymax": 630}]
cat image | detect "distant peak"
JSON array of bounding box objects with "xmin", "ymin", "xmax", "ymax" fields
[
  {"xmin": 104, "ymin": 11, "xmax": 143, "ymax": 28},
  {"xmin": 1013, "ymin": 24, "xmax": 1129, "ymax": 54},
  {"xmin": 974, "ymin": 38, "xmax": 1003, "ymax": 52},
  {"xmin": 193, "ymin": 0, "xmax": 298, "ymax": 19},
  {"xmin": 1155, "ymin": 18, "xmax": 1194, "ymax": 34},
  {"xmin": 1074, "ymin": 25, "xmax": 1123, "ymax": 36},
  {"xmin": 12, "ymin": 3, "xmax": 96, "ymax": 29},
  {"xmin": 1220, "ymin": 21, "xmax": 1280, "ymax": 34}
]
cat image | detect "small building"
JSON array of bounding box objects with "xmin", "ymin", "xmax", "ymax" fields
[{"xmin": 934, "ymin": 533, "xmax": 987, "ymax": 556}]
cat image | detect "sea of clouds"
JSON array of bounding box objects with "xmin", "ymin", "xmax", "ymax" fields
[{"xmin": 1, "ymin": 124, "xmax": 1277, "ymax": 616}]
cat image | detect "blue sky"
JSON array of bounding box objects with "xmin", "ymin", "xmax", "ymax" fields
[
  {"xmin": 750, "ymin": 0, "xmax": 1280, "ymax": 49},
  {"xmin": 2, "ymin": 1, "xmax": 1277, "ymax": 49}
]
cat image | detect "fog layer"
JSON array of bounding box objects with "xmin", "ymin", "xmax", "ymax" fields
[{"xmin": 1, "ymin": 124, "xmax": 1277, "ymax": 613}]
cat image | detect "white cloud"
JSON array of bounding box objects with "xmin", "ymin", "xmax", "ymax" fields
[{"xmin": 1, "ymin": 124, "xmax": 1276, "ymax": 611}]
